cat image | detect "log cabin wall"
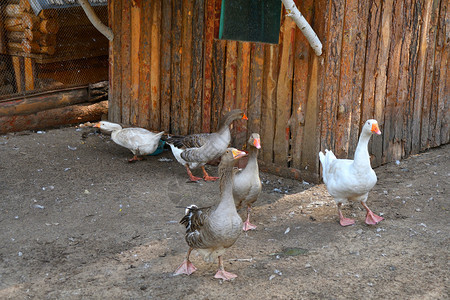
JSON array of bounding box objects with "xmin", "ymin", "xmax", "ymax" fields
[{"xmin": 108, "ymin": 0, "xmax": 449, "ymax": 182}]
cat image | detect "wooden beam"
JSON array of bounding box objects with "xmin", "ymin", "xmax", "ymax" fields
[
  {"xmin": 171, "ymin": 0, "xmax": 182, "ymax": 134},
  {"xmin": 129, "ymin": 1, "xmax": 141, "ymax": 126},
  {"xmin": 149, "ymin": 0, "xmax": 162, "ymax": 131},
  {"xmin": 180, "ymin": 0, "xmax": 193, "ymax": 135},
  {"xmin": 0, "ymin": 101, "xmax": 107, "ymax": 134},
  {"xmin": 234, "ymin": 42, "xmax": 251, "ymax": 149},
  {"xmin": 109, "ymin": 0, "xmax": 122, "ymax": 123},
  {"xmin": 211, "ymin": 39, "xmax": 226, "ymax": 131},
  {"xmin": 12, "ymin": 56, "xmax": 23, "ymax": 93},
  {"xmin": 160, "ymin": 0, "xmax": 172, "ymax": 132},
  {"xmin": 202, "ymin": 0, "xmax": 215, "ymax": 133},
  {"xmin": 23, "ymin": 57, "xmax": 34, "ymax": 91},
  {"xmin": 137, "ymin": 0, "xmax": 151, "ymax": 129},
  {"xmin": 247, "ymin": 43, "xmax": 263, "ymax": 141}
]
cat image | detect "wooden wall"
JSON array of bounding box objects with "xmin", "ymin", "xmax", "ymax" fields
[{"xmin": 108, "ymin": 0, "xmax": 449, "ymax": 182}]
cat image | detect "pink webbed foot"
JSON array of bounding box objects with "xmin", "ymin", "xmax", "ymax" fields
[
  {"xmin": 203, "ymin": 175, "xmax": 219, "ymax": 181},
  {"xmin": 365, "ymin": 210, "xmax": 384, "ymax": 225},
  {"xmin": 128, "ymin": 155, "xmax": 143, "ymax": 163},
  {"xmin": 174, "ymin": 259, "xmax": 197, "ymax": 276},
  {"xmin": 243, "ymin": 219, "xmax": 257, "ymax": 231},
  {"xmin": 340, "ymin": 217, "xmax": 356, "ymax": 227},
  {"xmin": 214, "ymin": 269, "xmax": 237, "ymax": 280}
]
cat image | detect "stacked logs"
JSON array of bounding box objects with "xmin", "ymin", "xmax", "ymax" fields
[{"xmin": 4, "ymin": 0, "xmax": 59, "ymax": 55}]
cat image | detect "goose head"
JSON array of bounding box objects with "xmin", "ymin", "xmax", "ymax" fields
[
  {"xmin": 220, "ymin": 109, "xmax": 248, "ymax": 127},
  {"xmin": 221, "ymin": 148, "xmax": 247, "ymax": 166},
  {"xmin": 248, "ymin": 133, "xmax": 261, "ymax": 149},
  {"xmin": 94, "ymin": 121, "xmax": 123, "ymax": 134},
  {"xmin": 363, "ymin": 119, "xmax": 381, "ymax": 136}
]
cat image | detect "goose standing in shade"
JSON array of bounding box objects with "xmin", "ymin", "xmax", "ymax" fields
[
  {"xmin": 319, "ymin": 119, "xmax": 383, "ymax": 226},
  {"xmin": 166, "ymin": 109, "xmax": 247, "ymax": 182},
  {"xmin": 94, "ymin": 121, "xmax": 164, "ymax": 162},
  {"xmin": 174, "ymin": 148, "xmax": 247, "ymax": 280},
  {"xmin": 233, "ymin": 133, "xmax": 262, "ymax": 231}
]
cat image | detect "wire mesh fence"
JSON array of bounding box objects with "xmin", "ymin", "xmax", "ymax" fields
[{"xmin": 0, "ymin": 0, "xmax": 108, "ymax": 99}]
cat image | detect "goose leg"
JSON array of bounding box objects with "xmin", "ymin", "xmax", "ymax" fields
[
  {"xmin": 185, "ymin": 165, "xmax": 202, "ymax": 182},
  {"xmin": 243, "ymin": 205, "xmax": 257, "ymax": 231},
  {"xmin": 174, "ymin": 248, "xmax": 197, "ymax": 276},
  {"xmin": 201, "ymin": 166, "xmax": 219, "ymax": 181},
  {"xmin": 361, "ymin": 201, "xmax": 384, "ymax": 225},
  {"xmin": 214, "ymin": 256, "xmax": 237, "ymax": 280},
  {"xmin": 128, "ymin": 155, "xmax": 143, "ymax": 163},
  {"xmin": 337, "ymin": 202, "xmax": 355, "ymax": 226}
]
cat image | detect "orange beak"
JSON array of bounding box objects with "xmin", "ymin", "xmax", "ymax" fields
[
  {"xmin": 232, "ymin": 149, "xmax": 247, "ymax": 159},
  {"xmin": 371, "ymin": 123, "xmax": 381, "ymax": 135},
  {"xmin": 253, "ymin": 138, "xmax": 261, "ymax": 149},
  {"xmin": 93, "ymin": 122, "xmax": 101, "ymax": 128},
  {"xmin": 242, "ymin": 113, "xmax": 248, "ymax": 120}
]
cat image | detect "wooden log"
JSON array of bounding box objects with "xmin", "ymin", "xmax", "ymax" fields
[
  {"xmin": 38, "ymin": 9, "xmax": 58, "ymax": 20},
  {"xmin": 180, "ymin": 0, "xmax": 193, "ymax": 135},
  {"xmin": 109, "ymin": 0, "xmax": 123, "ymax": 123},
  {"xmin": 170, "ymin": 0, "xmax": 182, "ymax": 134},
  {"xmin": 224, "ymin": 40, "xmax": 237, "ymax": 144},
  {"xmin": 319, "ymin": 0, "xmax": 345, "ymax": 155},
  {"xmin": 189, "ymin": 0, "xmax": 205, "ymax": 134},
  {"xmin": 361, "ymin": 0, "xmax": 382, "ymax": 159},
  {"xmin": 372, "ymin": 0, "xmax": 394, "ymax": 166},
  {"xmin": 211, "ymin": 39, "xmax": 226, "ymax": 132},
  {"xmin": 247, "ymin": 43, "xmax": 263, "ymax": 141},
  {"xmin": 11, "ymin": 56, "xmax": 23, "ymax": 93},
  {"xmin": 291, "ymin": 0, "xmax": 313, "ymax": 169},
  {"xmin": 5, "ymin": 18, "xmax": 24, "ymax": 32},
  {"xmin": 129, "ymin": 2, "xmax": 140, "ymax": 126},
  {"xmin": 137, "ymin": 0, "xmax": 151, "ymax": 129},
  {"xmin": 149, "ymin": 0, "xmax": 162, "ymax": 131},
  {"xmin": 5, "ymin": 4, "xmax": 24, "ymax": 18},
  {"xmin": 8, "ymin": 41, "xmax": 39, "ymax": 53},
  {"xmin": 437, "ymin": 1, "xmax": 449, "ymax": 145},
  {"xmin": 274, "ymin": 16, "xmax": 296, "ymax": 166},
  {"xmin": 261, "ymin": 44, "xmax": 279, "ymax": 164},
  {"xmin": 19, "ymin": 0, "xmax": 31, "ymax": 12},
  {"xmin": 7, "ymin": 30, "xmax": 41, "ymax": 42},
  {"xmin": 24, "ymin": 57, "xmax": 34, "ymax": 90},
  {"xmin": 120, "ymin": 0, "xmax": 131, "ymax": 125},
  {"xmin": 234, "ymin": 42, "xmax": 251, "ymax": 149},
  {"xmin": 202, "ymin": 0, "xmax": 215, "ymax": 133},
  {"xmin": 0, "ymin": 14, "xmax": 6, "ymax": 54},
  {"xmin": 22, "ymin": 13, "xmax": 40, "ymax": 30},
  {"xmin": 39, "ymin": 19, "xmax": 60, "ymax": 34},
  {"xmin": 0, "ymin": 100, "xmax": 108, "ymax": 134},
  {"xmin": 0, "ymin": 87, "xmax": 89, "ymax": 117},
  {"xmin": 160, "ymin": 0, "xmax": 172, "ymax": 132}
]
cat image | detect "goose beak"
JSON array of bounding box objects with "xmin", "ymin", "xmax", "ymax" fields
[
  {"xmin": 93, "ymin": 122, "xmax": 101, "ymax": 128},
  {"xmin": 242, "ymin": 113, "xmax": 248, "ymax": 120},
  {"xmin": 231, "ymin": 149, "xmax": 247, "ymax": 160},
  {"xmin": 371, "ymin": 123, "xmax": 381, "ymax": 135},
  {"xmin": 253, "ymin": 138, "xmax": 261, "ymax": 149}
]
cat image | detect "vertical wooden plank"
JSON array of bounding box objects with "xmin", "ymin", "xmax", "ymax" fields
[
  {"xmin": 273, "ymin": 16, "xmax": 296, "ymax": 166},
  {"xmin": 403, "ymin": 0, "xmax": 422, "ymax": 157},
  {"xmin": 382, "ymin": 0, "xmax": 404, "ymax": 164},
  {"xmin": 120, "ymin": 0, "xmax": 132, "ymax": 125},
  {"xmin": 211, "ymin": 39, "xmax": 226, "ymax": 131},
  {"xmin": 291, "ymin": 0, "xmax": 313, "ymax": 169},
  {"xmin": 149, "ymin": 0, "xmax": 162, "ymax": 130},
  {"xmin": 129, "ymin": 1, "xmax": 141, "ymax": 126},
  {"xmin": 247, "ymin": 43, "xmax": 264, "ymax": 140},
  {"xmin": 234, "ymin": 42, "xmax": 251, "ymax": 149},
  {"xmin": 12, "ymin": 56, "xmax": 23, "ymax": 93},
  {"xmin": 171, "ymin": 0, "xmax": 182, "ymax": 134},
  {"xmin": 180, "ymin": 0, "xmax": 193, "ymax": 135},
  {"xmin": 223, "ymin": 41, "xmax": 237, "ymax": 112},
  {"xmin": 319, "ymin": 0, "xmax": 345, "ymax": 154},
  {"xmin": 438, "ymin": 1, "xmax": 449, "ymax": 145},
  {"xmin": 422, "ymin": 0, "xmax": 441, "ymax": 148},
  {"xmin": 372, "ymin": 0, "xmax": 394, "ymax": 166},
  {"xmin": 109, "ymin": 0, "xmax": 122, "ymax": 123},
  {"xmin": 24, "ymin": 57, "xmax": 34, "ymax": 91},
  {"xmin": 189, "ymin": 0, "xmax": 205, "ymax": 134},
  {"xmin": 361, "ymin": 0, "xmax": 382, "ymax": 159},
  {"xmin": 138, "ymin": 0, "xmax": 151, "ymax": 129},
  {"xmin": 160, "ymin": 0, "xmax": 172, "ymax": 132},
  {"xmin": 302, "ymin": 0, "xmax": 329, "ymax": 178},
  {"xmin": 261, "ymin": 44, "xmax": 279, "ymax": 164},
  {"xmin": 202, "ymin": 0, "xmax": 215, "ymax": 133},
  {"xmin": 335, "ymin": 0, "xmax": 369, "ymax": 159}
]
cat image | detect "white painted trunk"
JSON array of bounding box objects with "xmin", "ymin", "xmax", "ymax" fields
[
  {"xmin": 78, "ymin": 0, "xmax": 114, "ymax": 41},
  {"xmin": 280, "ymin": 0, "xmax": 322, "ymax": 56}
]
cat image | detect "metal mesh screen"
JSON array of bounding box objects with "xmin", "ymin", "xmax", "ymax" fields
[{"xmin": 0, "ymin": 0, "xmax": 108, "ymax": 99}]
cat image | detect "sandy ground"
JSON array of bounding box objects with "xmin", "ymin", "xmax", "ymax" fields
[{"xmin": 0, "ymin": 125, "xmax": 448, "ymax": 299}]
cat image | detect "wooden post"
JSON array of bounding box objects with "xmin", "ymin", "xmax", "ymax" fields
[
  {"xmin": 24, "ymin": 57, "xmax": 34, "ymax": 91},
  {"xmin": 11, "ymin": 56, "xmax": 23, "ymax": 93}
]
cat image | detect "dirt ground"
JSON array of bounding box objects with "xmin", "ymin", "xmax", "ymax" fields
[{"xmin": 0, "ymin": 125, "xmax": 448, "ymax": 299}]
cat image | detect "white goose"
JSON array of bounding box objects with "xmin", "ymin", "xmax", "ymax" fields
[
  {"xmin": 319, "ymin": 119, "xmax": 383, "ymax": 226},
  {"xmin": 94, "ymin": 121, "xmax": 164, "ymax": 162}
]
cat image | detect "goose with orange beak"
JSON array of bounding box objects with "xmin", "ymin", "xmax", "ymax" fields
[{"xmin": 319, "ymin": 119, "xmax": 384, "ymax": 226}]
